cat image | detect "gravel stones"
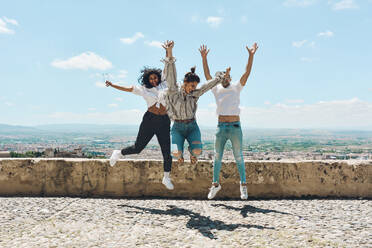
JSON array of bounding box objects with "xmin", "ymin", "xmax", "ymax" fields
[{"xmin": 0, "ymin": 198, "xmax": 371, "ymax": 247}]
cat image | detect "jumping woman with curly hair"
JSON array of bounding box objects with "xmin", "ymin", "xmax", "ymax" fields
[{"xmin": 105, "ymin": 41, "xmax": 175, "ymax": 190}]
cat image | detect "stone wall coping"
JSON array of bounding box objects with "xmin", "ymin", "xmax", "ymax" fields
[{"xmin": 1, "ymin": 158, "xmax": 371, "ymax": 165}]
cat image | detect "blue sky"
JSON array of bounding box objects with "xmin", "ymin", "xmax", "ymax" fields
[{"xmin": 1, "ymin": 0, "xmax": 372, "ymax": 129}]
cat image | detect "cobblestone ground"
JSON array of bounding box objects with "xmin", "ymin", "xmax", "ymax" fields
[{"xmin": 0, "ymin": 197, "xmax": 371, "ymax": 248}]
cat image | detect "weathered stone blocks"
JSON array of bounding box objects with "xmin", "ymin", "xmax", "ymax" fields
[{"xmin": 0, "ymin": 158, "xmax": 371, "ymax": 199}]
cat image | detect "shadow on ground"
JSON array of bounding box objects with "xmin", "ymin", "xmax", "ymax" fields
[
  {"xmin": 211, "ymin": 203, "xmax": 295, "ymax": 218},
  {"xmin": 118, "ymin": 204, "xmax": 274, "ymax": 239}
]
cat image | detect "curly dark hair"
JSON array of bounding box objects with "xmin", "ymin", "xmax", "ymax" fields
[
  {"xmin": 138, "ymin": 67, "xmax": 162, "ymax": 88},
  {"xmin": 184, "ymin": 66, "xmax": 200, "ymax": 83}
]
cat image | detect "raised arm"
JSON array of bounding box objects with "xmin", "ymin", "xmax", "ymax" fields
[
  {"xmin": 106, "ymin": 81, "xmax": 133, "ymax": 92},
  {"xmin": 239, "ymin": 42, "xmax": 258, "ymax": 87},
  {"xmin": 161, "ymin": 40, "xmax": 178, "ymax": 91},
  {"xmin": 199, "ymin": 45, "xmax": 212, "ymax": 80},
  {"xmin": 193, "ymin": 67, "xmax": 231, "ymax": 97}
]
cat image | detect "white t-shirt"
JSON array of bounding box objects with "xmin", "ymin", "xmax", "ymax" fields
[
  {"xmin": 211, "ymin": 81, "xmax": 243, "ymax": 116},
  {"xmin": 132, "ymin": 81, "xmax": 168, "ymax": 108}
]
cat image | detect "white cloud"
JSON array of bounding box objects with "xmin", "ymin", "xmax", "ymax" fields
[
  {"xmin": 283, "ymin": 0, "xmax": 317, "ymax": 7},
  {"xmin": 331, "ymin": 0, "xmax": 358, "ymax": 10},
  {"xmin": 51, "ymin": 52, "xmax": 112, "ymax": 70},
  {"xmin": 108, "ymin": 103, "xmax": 118, "ymax": 108},
  {"xmin": 292, "ymin": 40, "xmax": 307, "ymax": 47},
  {"xmin": 0, "ymin": 18, "xmax": 15, "ymax": 34},
  {"xmin": 48, "ymin": 109, "xmax": 143, "ymax": 124},
  {"xmin": 115, "ymin": 97, "xmax": 123, "ymax": 102},
  {"xmin": 120, "ymin": 32, "xmax": 144, "ymax": 44},
  {"xmin": 88, "ymin": 108, "xmax": 96, "ymax": 111},
  {"xmin": 144, "ymin": 40, "xmax": 163, "ymax": 48},
  {"xmin": 264, "ymin": 101, "xmax": 271, "ymax": 105},
  {"xmin": 206, "ymin": 16, "xmax": 223, "ymax": 28},
  {"xmin": 95, "ymin": 81, "xmax": 106, "ymax": 88},
  {"xmin": 318, "ymin": 30, "xmax": 334, "ymax": 37},
  {"xmin": 44, "ymin": 98, "xmax": 372, "ymax": 129},
  {"xmin": 3, "ymin": 17, "xmax": 19, "ymax": 26},
  {"xmin": 196, "ymin": 98, "xmax": 372, "ymax": 129}
]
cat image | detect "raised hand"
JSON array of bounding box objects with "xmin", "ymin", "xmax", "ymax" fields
[
  {"xmin": 199, "ymin": 45, "xmax": 210, "ymax": 58},
  {"xmin": 162, "ymin": 40, "xmax": 174, "ymax": 51},
  {"xmin": 246, "ymin": 42, "xmax": 258, "ymax": 55},
  {"xmin": 105, "ymin": 80, "xmax": 113, "ymax": 87},
  {"xmin": 162, "ymin": 40, "xmax": 174, "ymax": 58},
  {"xmin": 224, "ymin": 67, "xmax": 231, "ymax": 79}
]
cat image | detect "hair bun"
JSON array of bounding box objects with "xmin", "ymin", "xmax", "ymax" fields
[{"xmin": 190, "ymin": 66, "xmax": 196, "ymax": 74}]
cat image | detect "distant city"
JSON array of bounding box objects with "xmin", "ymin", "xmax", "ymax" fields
[{"xmin": 0, "ymin": 124, "xmax": 371, "ymax": 161}]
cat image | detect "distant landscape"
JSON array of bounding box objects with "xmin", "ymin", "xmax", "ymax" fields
[{"xmin": 1, "ymin": 124, "xmax": 371, "ymax": 160}]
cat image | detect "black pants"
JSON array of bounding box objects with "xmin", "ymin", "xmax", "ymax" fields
[{"xmin": 121, "ymin": 111, "xmax": 172, "ymax": 172}]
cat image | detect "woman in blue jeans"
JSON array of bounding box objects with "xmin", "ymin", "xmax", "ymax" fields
[
  {"xmin": 199, "ymin": 43, "xmax": 258, "ymax": 199},
  {"xmin": 162, "ymin": 41, "xmax": 230, "ymax": 164}
]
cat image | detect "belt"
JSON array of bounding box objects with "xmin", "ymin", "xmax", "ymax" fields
[
  {"xmin": 175, "ymin": 118, "xmax": 195, "ymax": 123},
  {"xmin": 218, "ymin": 115, "xmax": 240, "ymax": 122}
]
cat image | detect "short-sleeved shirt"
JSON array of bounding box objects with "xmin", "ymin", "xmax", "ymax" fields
[
  {"xmin": 132, "ymin": 81, "xmax": 168, "ymax": 108},
  {"xmin": 211, "ymin": 81, "xmax": 243, "ymax": 116}
]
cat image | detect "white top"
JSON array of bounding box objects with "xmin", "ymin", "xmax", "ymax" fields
[
  {"xmin": 132, "ymin": 81, "xmax": 168, "ymax": 108},
  {"xmin": 211, "ymin": 81, "xmax": 243, "ymax": 116}
]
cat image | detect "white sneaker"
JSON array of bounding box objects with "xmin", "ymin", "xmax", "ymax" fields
[
  {"xmin": 109, "ymin": 150, "xmax": 122, "ymax": 167},
  {"xmin": 162, "ymin": 176, "xmax": 174, "ymax": 190},
  {"xmin": 207, "ymin": 184, "xmax": 221, "ymax": 200},
  {"xmin": 240, "ymin": 183, "xmax": 248, "ymax": 200}
]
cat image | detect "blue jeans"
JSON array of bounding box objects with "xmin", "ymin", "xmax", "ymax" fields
[
  {"xmin": 171, "ymin": 120, "xmax": 203, "ymax": 158},
  {"xmin": 213, "ymin": 121, "xmax": 246, "ymax": 183}
]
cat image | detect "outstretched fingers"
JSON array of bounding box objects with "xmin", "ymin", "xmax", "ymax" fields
[
  {"xmin": 247, "ymin": 42, "xmax": 259, "ymax": 55},
  {"xmin": 162, "ymin": 40, "xmax": 174, "ymax": 50},
  {"xmin": 199, "ymin": 44, "xmax": 210, "ymax": 57},
  {"xmin": 225, "ymin": 67, "xmax": 231, "ymax": 77},
  {"xmin": 105, "ymin": 80, "xmax": 112, "ymax": 87}
]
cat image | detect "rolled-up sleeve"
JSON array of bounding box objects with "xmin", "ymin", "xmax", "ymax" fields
[
  {"xmin": 162, "ymin": 57, "xmax": 178, "ymax": 93},
  {"xmin": 193, "ymin": 71, "xmax": 225, "ymax": 98},
  {"xmin": 131, "ymin": 85, "xmax": 143, "ymax": 96}
]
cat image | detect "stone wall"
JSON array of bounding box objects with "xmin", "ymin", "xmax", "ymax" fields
[{"xmin": 0, "ymin": 159, "xmax": 371, "ymax": 199}]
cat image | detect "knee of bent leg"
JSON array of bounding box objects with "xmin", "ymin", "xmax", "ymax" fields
[
  {"xmin": 133, "ymin": 143, "xmax": 145, "ymax": 154},
  {"xmin": 192, "ymin": 148, "xmax": 202, "ymax": 156},
  {"xmin": 172, "ymin": 150, "xmax": 182, "ymax": 158}
]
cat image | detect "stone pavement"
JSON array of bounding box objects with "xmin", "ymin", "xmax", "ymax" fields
[{"xmin": 0, "ymin": 197, "xmax": 371, "ymax": 247}]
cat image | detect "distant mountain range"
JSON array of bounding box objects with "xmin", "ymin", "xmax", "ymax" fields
[
  {"xmin": 0, "ymin": 124, "xmax": 139, "ymax": 134},
  {"xmin": 0, "ymin": 124, "xmax": 39, "ymax": 133},
  {"xmin": 1, "ymin": 123, "xmax": 372, "ymax": 137}
]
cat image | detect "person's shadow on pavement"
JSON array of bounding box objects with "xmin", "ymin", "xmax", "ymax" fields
[
  {"xmin": 118, "ymin": 204, "xmax": 274, "ymax": 240},
  {"xmin": 212, "ymin": 203, "xmax": 298, "ymax": 218}
]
